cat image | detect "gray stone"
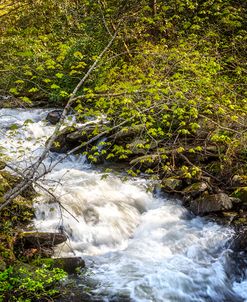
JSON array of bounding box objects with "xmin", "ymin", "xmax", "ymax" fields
[
  {"xmin": 190, "ymin": 193, "xmax": 233, "ymax": 215},
  {"xmin": 46, "ymin": 110, "xmax": 63, "ymax": 124}
]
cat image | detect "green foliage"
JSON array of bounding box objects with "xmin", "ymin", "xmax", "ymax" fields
[
  {"xmin": 0, "ymin": 264, "xmax": 67, "ymax": 302},
  {"xmin": 0, "ymin": 0, "xmax": 246, "ymax": 183}
]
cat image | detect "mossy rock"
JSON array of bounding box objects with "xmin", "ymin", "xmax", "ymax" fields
[
  {"xmin": 233, "ymin": 187, "xmax": 247, "ymax": 203},
  {"xmin": 183, "ymin": 182, "xmax": 209, "ymax": 198},
  {"xmin": 161, "ymin": 177, "xmax": 183, "ymax": 192}
]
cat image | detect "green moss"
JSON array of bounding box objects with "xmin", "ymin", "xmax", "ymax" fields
[{"xmin": 233, "ymin": 187, "xmax": 247, "ymax": 202}]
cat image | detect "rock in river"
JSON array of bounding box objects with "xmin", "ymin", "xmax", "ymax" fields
[
  {"xmin": 46, "ymin": 109, "xmax": 63, "ymax": 124},
  {"xmin": 190, "ymin": 193, "xmax": 233, "ymax": 215}
]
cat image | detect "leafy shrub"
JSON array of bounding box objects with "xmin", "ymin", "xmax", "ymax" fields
[{"xmin": 0, "ymin": 265, "xmax": 67, "ymax": 302}]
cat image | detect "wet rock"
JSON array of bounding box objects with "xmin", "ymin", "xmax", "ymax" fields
[
  {"xmin": 161, "ymin": 177, "xmax": 183, "ymax": 192},
  {"xmin": 183, "ymin": 182, "xmax": 209, "ymax": 198},
  {"xmin": 190, "ymin": 193, "xmax": 233, "ymax": 215},
  {"xmin": 18, "ymin": 232, "xmax": 67, "ymax": 248},
  {"xmin": 231, "ymin": 229, "xmax": 247, "ymax": 252},
  {"xmin": 46, "ymin": 110, "xmax": 63, "ymax": 124},
  {"xmin": 53, "ymin": 257, "xmax": 85, "ymax": 275}
]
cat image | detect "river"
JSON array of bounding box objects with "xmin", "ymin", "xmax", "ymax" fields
[{"xmin": 1, "ymin": 108, "xmax": 247, "ymax": 302}]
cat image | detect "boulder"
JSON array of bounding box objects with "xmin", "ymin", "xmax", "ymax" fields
[
  {"xmin": 53, "ymin": 257, "xmax": 85, "ymax": 274},
  {"xmin": 46, "ymin": 110, "xmax": 63, "ymax": 125},
  {"xmin": 161, "ymin": 177, "xmax": 183, "ymax": 192},
  {"xmin": 190, "ymin": 193, "xmax": 233, "ymax": 215},
  {"xmin": 183, "ymin": 182, "xmax": 209, "ymax": 198},
  {"xmin": 18, "ymin": 232, "xmax": 67, "ymax": 248}
]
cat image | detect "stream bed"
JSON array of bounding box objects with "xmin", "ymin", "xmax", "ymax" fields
[{"xmin": 1, "ymin": 108, "xmax": 247, "ymax": 302}]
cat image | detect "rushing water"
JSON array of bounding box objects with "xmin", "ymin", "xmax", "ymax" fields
[{"xmin": 1, "ymin": 108, "xmax": 247, "ymax": 302}]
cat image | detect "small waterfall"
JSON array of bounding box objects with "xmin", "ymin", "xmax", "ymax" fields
[{"xmin": 0, "ymin": 108, "xmax": 246, "ymax": 302}]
